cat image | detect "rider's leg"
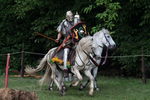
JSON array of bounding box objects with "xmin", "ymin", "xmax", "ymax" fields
[{"xmin": 63, "ymin": 48, "xmax": 69, "ymax": 70}]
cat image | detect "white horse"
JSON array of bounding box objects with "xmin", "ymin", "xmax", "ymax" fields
[
  {"xmin": 25, "ymin": 28, "xmax": 116, "ymax": 96},
  {"xmin": 79, "ymin": 47, "xmax": 108, "ymax": 91},
  {"xmin": 70, "ymin": 28, "xmax": 115, "ymax": 93}
]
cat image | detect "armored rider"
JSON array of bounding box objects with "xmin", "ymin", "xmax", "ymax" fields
[{"xmin": 55, "ymin": 11, "xmax": 80, "ymax": 72}]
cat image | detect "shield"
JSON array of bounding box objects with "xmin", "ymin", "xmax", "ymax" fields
[{"xmin": 71, "ymin": 22, "xmax": 88, "ymax": 41}]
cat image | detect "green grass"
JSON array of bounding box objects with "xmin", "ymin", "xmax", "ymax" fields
[{"xmin": 0, "ymin": 76, "xmax": 150, "ymax": 100}]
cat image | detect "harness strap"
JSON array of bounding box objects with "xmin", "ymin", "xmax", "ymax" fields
[
  {"xmin": 76, "ymin": 49, "xmax": 86, "ymax": 67},
  {"xmin": 83, "ymin": 50, "xmax": 99, "ymax": 67},
  {"xmin": 83, "ymin": 47, "xmax": 108, "ymax": 67},
  {"xmin": 101, "ymin": 47, "xmax": 108, "ymax": 66},
  {"xmin": 91, "ymin": 37, "xmax": 108, "ymax": 66}
]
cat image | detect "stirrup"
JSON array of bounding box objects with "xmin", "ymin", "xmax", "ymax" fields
[{"xmin": 64, "ymin": 69, "xmax": 68, "ymax": 77}]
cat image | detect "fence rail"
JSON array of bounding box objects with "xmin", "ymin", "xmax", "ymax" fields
[
  {"xmin": 0, "ymin": 49, "xmax": 149, "ymax": 87},
  {"xmin": 0, "ymin": 51, "xmax": 150, "ymax": 58}
]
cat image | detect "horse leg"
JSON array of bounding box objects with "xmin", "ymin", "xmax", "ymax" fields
[
  {"xmin": 69, "ymin": 74, "xmax": 78, "ymax": 87},
  {"xmin": 92, "ymin": 67, "xmax": 99, "ymax": 91},
  {"xmin": 71, "ymin": 80, "xmax": 80, "ymax": 87},
  {"xmin": 57, "ymin": 70, "xmax": 67, "ymax": 92},
  {"xmin": 70, "ymin": 67, "xmax": 83, "ymax": 87},
  {"xmin": 79, "ymin": 79, "xmax": 90, "ymax": 90},
  {"xmin": 79, "ymin": 67, "xmax": 98, "ymax": 90},
  {"xmin": 48, "ymin": 71, "xmax": 63, "ymax": 91},
  {"xmin": 48, "ymin": 80, "xmax": 54, "ymax": 91},
  {"xmin": 53, "ymin": 76, "xmax": 66, "ymax": 96},
  {"xmin": 84, "ymin": 70, "xmax": 94, "ymax": 96},
  {"xmin": 50, "ymin": 69, "xmax": 65, "ymax": 96}
]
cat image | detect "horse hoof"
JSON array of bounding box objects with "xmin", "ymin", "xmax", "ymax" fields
[
  {"xmin": 79, "ymin": 85, "xmax": 84, "ymax": 91},
  {"xmin": 69, "ymin": 83, "xmax": 76, "ymax": 87},
  {"xmin": 62, "ymin": 86, "xmax": 67, "ymax": 92},
  {"xmin": 60, "ymin": 89, "xmax": 65, "ymax": 96},
  {"xmin": 89, "ymin": 90, "xmax": 94, "ymax": 96},
  {"xmin": 69, "ymin": 84, "xmax": 72, "ymax": 87},
  {"xmin": 79, "ymin": 87, "xmax": 83, "ymax": 91},
  {"xmin": 89, "ymin": 92, "xmax": 94, "ymax": 96},
  {"xmin": 95, "ymin": 88, "xmax": 99, "ymax": 91},
  {"xmin": 48, "ymin": 87, "xmax": 53, "ymax": 91}
]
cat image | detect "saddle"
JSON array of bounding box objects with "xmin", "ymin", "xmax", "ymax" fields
[{"xmin": 50, "ymin": 48, "xmax": 76, "ymax": 68}]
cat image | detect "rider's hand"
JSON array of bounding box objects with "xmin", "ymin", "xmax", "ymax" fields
[
  {"xmin": 55, "ymin": 39, "xmax": 59, "ymax": 43},
  {"xmin": 62, "ymin": 43, "xmax": 66, "ymax": 47}
]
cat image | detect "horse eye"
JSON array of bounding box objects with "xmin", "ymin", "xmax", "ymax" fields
[{"xmin": 107, "ymin": 36, "xmax": 110, "ymax": 38}]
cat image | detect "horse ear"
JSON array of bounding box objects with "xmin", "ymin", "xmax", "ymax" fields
[
  {"xmin": 101, "ymin": 28, "xmax": 105, "ymax": 33},
  {"xmin": 102, "ymin": 27, "xmax": 106, "ymax": 31},
  {"xmin": 102, "ymin": 28, "xmax": 110, "ymax": 34}
]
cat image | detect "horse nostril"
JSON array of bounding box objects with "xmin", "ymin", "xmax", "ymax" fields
[
  {"xmin": 111, "ymin": 44, "xmax": 116, "ymax": 50},
  {"xmin": 110, "ymin": 44, "xmax": 116, "ymax": 49},
  {"xmin": 113, "ymin": 44, "xmax": 116, "ymax": 48}
]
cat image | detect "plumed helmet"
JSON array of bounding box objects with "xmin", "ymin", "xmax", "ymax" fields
[{"xmin": 66, "ymin": 11, "xmax": 73, "ymax": 21}]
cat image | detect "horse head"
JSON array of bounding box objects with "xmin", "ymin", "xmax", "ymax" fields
[{"xmin": 93, "ymin": 28, "xmax": 116, "ymax": 50}]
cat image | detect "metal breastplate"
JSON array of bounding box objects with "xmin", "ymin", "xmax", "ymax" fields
[{"xmin": 62, "ymin": 20, "xmax": 74, "ymax": 37}]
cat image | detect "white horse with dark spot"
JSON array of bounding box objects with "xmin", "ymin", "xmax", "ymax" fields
[{"xmin": 25, "ymin": 28, "xmax": 116, "ymax": 96}]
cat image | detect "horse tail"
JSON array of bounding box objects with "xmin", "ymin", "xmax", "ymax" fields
[
  {"xmin": 39, "ymin": 65, "xmax": 52, "ymax": 86},
  {"xmin": 38, "ymin": 59, "xmax": 55, "ymax": 86},
  {"xmin": 25, "ymin": 47, "xmax": 57, "ymax": 75},
  {"xmin": 38, "ymin": 47, "xmax": 57, "ymax": 86},
  {"xmin": 25, "ymin": 53, "xmax": 48, "ymax": 74}
]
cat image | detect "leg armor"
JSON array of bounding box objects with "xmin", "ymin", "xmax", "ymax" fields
[{"xmin": 63, "ymin": 48, "xmax": 69, "ymax": 70}]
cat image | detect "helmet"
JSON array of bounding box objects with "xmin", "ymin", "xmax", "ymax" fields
[{"xmin": 66, "ymin": 11, "xmax": 73, "ymax": 21}]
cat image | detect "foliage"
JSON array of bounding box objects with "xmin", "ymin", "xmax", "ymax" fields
[
  {"xmin": 112, "ymin": 0, "xmax": 150, "ymax": 77},
  {"xmin": 0, "ymin": 0, "xmax": 150, "ymax": 76},
  {"xmin": 82, "ymin": 0, "xmax": 121, "ymax": 32}
]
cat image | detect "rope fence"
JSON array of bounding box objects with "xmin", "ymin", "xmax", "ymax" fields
[
  {"xmin": 0, "ymin": 51, "xmax": 45, "ymax": 56},
  {"xmin": 1, "ymin": 49, "xmax": 149, "ymax": 88},
  {"xmin": 0, "ymin": 51, "xmax": 150, "ymax": 58}
]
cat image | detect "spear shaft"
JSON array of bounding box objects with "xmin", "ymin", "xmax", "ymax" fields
[{"xmin": 35, "ymin": 32, "xmax": 57, "ymax": 43}]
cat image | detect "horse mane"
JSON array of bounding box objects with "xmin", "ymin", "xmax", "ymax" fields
[
  {"xmin": 76, "ymin": 28, "xmax": 109, "ymax": 52},
  {"xmin": 101, "ymin": 28, "xmax": 109, "ymax": 34},
  {"xmin": 76, "ymin": 36, "xmax": 93, "ymax": 53}
]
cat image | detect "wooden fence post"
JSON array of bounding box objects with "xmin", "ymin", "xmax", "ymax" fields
[
  {"xmin": 5, "ymin": 53, "xmax": 10, "ymax": 88},
  {"xmin": 20, "ymin": 43, "xmax": 24, "ymax": 77},
  {"xmin": 141, "ymin": 47, "xmax": 146, "ymax": 84}
]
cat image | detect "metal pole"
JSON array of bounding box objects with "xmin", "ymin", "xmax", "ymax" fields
[{"xmin": 5, "ymin": 53, "xmax": 10, "ymax": 88}]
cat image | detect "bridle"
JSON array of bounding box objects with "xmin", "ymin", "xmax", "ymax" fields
[
  {"xmin": 84, "ymin": 32, "xmax": 110, "ymax": 67},
  {"xmin": 103, "ymin": 33, "xmax": 111, "ymax": 47}
]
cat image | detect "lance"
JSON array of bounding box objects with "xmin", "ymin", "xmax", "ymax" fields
[
  {"xmin": 35, "ymin": 32, "xmax": 57, "ymax": 43},
  {"xmin": 56, "ymin": 35, "xmax": 70, "ymax": 52},
  {"xmin": 35, "ymin": 32, "xmax": 70, "ymax": 54}
]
